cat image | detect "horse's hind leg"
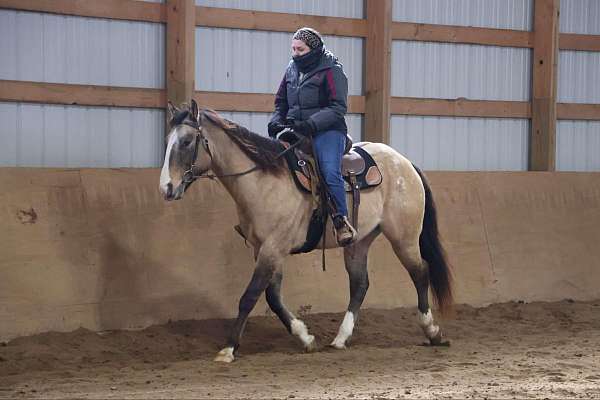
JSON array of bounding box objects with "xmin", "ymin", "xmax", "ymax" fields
[
  {"xmin": 331, "ymin": 227, "xmax": 381, "ymax": 349},
  {"xmin": 266, "ymin": 270, "xmax": 317, "ymax": 352},
  {"xmin": 390, "ymin": 241, "xmax": 444, "ymax": 345}
]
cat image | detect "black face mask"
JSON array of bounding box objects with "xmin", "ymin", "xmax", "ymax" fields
[{"xmin": 293, "ymin": 46, "xmax": 324, "ymax": 73}]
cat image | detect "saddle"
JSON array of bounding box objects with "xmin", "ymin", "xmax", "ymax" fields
[
  {"xmin": 284, "ymin": 143, "xmax": 382, "ymax": 194},
  {"xmin": 281, "ymin": 134, "xmax": 383, "ymax": 254}
]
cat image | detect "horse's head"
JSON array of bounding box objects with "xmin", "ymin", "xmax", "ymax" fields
[{"xmin": 159, "ymin": 99, "xmax": 211, "ymax": 201}]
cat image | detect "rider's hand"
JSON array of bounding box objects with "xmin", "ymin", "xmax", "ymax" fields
[
  {"xmin": 292, "ymin": 119, "xmax": 315, "ymax": 136},
  {"xmin": 267, "ymin": 121, "xmax": 286, "ymax": 138}
]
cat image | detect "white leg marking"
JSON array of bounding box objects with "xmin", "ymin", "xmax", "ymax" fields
[
  {"xmin": 291, "ymin": 319, "xmax": 315, "ymax": 349},
  {"xmin": 159, "ymin": 130, "xmax": 178, "ymax": 192},
  {"xmin": 331, "ymin": 311, "xmax": 355, "ymax": 349},
  {"xmin": 214, "ymin": 346, "xmax": 235, "ymax": 363},
  {"xmin": 418, "ymin": 309, "xmax": 440, "ymax": 339}
]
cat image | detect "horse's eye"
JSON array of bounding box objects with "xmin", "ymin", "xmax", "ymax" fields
[{"xmin": 181, "ymin": 138, "xmax": 193, "ymax": 147}]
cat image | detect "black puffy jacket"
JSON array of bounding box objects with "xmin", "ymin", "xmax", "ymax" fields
[{"xmin": 270, "ymin": 49, "xmax": 348, "ymax": 133}]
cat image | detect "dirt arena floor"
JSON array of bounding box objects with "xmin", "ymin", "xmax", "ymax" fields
[{"xmin": 1, "ymin": 300, "xmax": 599, "ymax": 399}]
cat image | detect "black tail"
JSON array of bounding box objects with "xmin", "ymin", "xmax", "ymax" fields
[{"xmin": 412, "ymin": 164, "xmax": 453, "ymax": 315}]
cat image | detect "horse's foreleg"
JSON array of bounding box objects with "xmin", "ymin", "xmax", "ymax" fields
[
  {"xmin": 331, "ymin": 228, "xmax": 380, "ymax": 349},
  {"xmin": 214, "ymin": 253, "xmax": 276, "ymax": 363},
  {"xmin": 266, "ymin": 271, "xmax": 317, "ymax": 352}
]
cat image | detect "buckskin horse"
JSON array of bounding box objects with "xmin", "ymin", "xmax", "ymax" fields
[{"xmin": 159, "ymin": 100, "xmax": 453, "ymax": 363}]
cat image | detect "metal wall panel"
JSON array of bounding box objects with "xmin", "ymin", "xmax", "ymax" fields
[
  {"xmin": 557, "ymin": 2, "xmax": 600, "ymax": 172},
  {"xmin": 196, "ymin": 28, "xmax": 363, "ymax": 95},
  {"xmin": 0, "ymin": 10, "xmax": 165, "ymax": 88},
  {"xmin": 557, "ymin": 121, "xmax": 600, "ymax": 172},
  {"xmin": 392, "ymin": 41, "xmax": 531, "ymax": 101},
  {"xmin": 196, "ymin": 0, "xmax": 364, "ymax": 18},
  {"xmin": 217, "ymin": 112, "xmax": 363, "ymax": 141},
  {"xmin": 559, "ymin": 51, "xmax": 600, "ymax": 104},
  {"xmin": 0, "ymin": 102, "xmax": 165, "ymax": 168},
  {"xmin": 392, "ymin": 0, "xmax": 533, "ymax": 30},
  {"xmin": 560, "ymin": 0, "xmax": 600, "ymax": 35},
  {"xmin": 390, "ymin": 1, "xmax": 533, "ymax": 171},
  {"xmin": 390, "ymin": 116, "xmax": 529, "ymax": 171}
]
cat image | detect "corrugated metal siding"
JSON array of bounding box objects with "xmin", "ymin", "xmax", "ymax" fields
[
  {"xmin": 557, "ymin": 121, "xmax": 600, "ymax": 172},
  {"xmin": 560, "ymin": 0, "xmax": 600, "ymax": 35},
  {"xmin": 0, "ymin": 102, "xmax": 165, "ymax": 168},
  {"xmin": 390, "ymin": 0, "xmax": 533, "ymax": 171},
  {"xmin": 196, "ymin": 28, "xmax": 363, "ymax": 95},
  {"xmin": 392, "ymin": 0, "xmax": 533, "ymax": 30},
  {"xmin": 559, "ymin": 51, "xmax": 600, "ymax": 104},
  {"xmin": 390, "ymin": 116, "xmax": 529, "ymax": 171},
  {"xmin": 196, "ymin": 0, "xmax": 364, "ymax": 18},
  {"xmin": 217, "ymin": 112, "xmax": 363, "ymax": 141},
  {"xmin": 557, "ymin": 1, "xmax": 600, "ymax": 172},
  {"xmin": 0, "ymin": 9, "xmax": 165, "ymax": 168},
  {"xmin": 0, "ymin": 10, "xmax": 165, "ymax": 88},
  {"xmin": 392, "ymin": 41, "xmax": 531, "ymax": 101}
]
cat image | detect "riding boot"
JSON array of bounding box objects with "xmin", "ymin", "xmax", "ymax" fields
[{"xmin": 332, "ymin": 215, "xmax": 357, "ymax": 247}]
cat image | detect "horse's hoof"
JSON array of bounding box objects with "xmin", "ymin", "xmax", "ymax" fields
[
  {"xmin": 214, "ymin": 347, "xmax": 235, "ymax": 363},
  {"xmin": 329, "ymin": 341, "xmax": 347, "ymax": 350},
  {"xmin": 304, "ymin": 335, "xmax": 318, "ymax": 353},
  {"xmin": 429, "ymin": 332, "xmax": 450, "ymax": 347}
]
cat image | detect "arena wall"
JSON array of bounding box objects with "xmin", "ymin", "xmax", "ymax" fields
[{"xmin": 2, "ymin": 168, "xmax": 599, "ymax": 341}]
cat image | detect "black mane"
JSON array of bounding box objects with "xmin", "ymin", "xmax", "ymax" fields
[{"xmin": 200, "ymin": 109, "xmax": 286, "ymax": 174}]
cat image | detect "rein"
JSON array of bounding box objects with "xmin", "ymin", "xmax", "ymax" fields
[{"xmin": 181, "ymin": 127, "xmax": 305, "ymax": 185}]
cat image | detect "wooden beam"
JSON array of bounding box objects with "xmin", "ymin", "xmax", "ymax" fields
[
  {"xmin": 391, "ymin": 98, "xmax": 531, "ymax": 118},
  {"xmin": 195, "ymin": 6, "xmax": 367, "ymax": 37},
  {"xmin": 0, "ymin": 80, "xmax": 165, "ymax": 108},
  {"xmin": 364, "ymin": 0, "xmax": 392, "ymax": 144},
  {"xmin": 5, "ymin": 80, "xmax": 598, "ymax": 121},
  {"xmin": 392, "ymin": 22, "xmax": 534, "ymax": 48},
  {"xmin": 0, "ymin": 0, "xmax": 165, "ymax": 23},
  {"xmin": 557, "ymin": 103, "xmax": 600, "ymax": 120},
  {"xmin": 166, "ymin": 0, "xmax": 195, "ymax": 115},
  {"xmin": 195, "ymin": 92, "xmax": 365, "ymax": 114},
  {"xmin": 559, "ymin": 33, "xmax": 600, "ymax": 52},
  {"xmin": 530, "ymin": 0, "xmax": 560, "ymax": 171}
]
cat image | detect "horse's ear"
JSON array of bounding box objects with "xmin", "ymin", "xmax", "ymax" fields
[
  {"xmin": 190, "ymin": 99, "xmax": 200, "ymax": 122},
  {"xmin": 167, "ymin": 101, "xmax": 178, "ymax": 121}
]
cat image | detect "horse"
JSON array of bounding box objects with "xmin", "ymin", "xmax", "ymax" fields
[{"xmin": 159, "ymin": 100, "xmax": 453, "ymax": 363}]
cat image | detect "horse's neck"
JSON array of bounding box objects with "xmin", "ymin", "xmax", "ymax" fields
[
  {"xmin": 206, "ymin": 128, "xmax": 310, "ymax": 247},
  {"xmin": 207, "ymin": 130, "xmax": 276, "ymax": 209}
]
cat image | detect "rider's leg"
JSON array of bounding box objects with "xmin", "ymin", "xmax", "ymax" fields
[{"xmin": 313, "ymin": 130, "xmax": 356, "ymax": 245}]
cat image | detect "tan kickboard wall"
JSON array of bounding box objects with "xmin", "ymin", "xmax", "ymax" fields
[{"xmin": 1, "ymin": 168, "xmax": 599, "ymax": 341}]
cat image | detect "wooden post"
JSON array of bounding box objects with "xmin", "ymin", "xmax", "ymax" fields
[
  {"xmin": 364, "ymin": 0, "xmax": 392, "ymax": 144},
  {"xmin": 530, "ymin": 0, "xmax": 560, "ymax": 171},
  {"xmin": 166, "ymin": 0, "xmax": 195, "ymax": 127}
]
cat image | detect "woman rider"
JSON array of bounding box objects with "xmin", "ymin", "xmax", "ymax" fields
[{"xmin": 268, "ymin": 27, "xmax": 357, "ymax": 246}]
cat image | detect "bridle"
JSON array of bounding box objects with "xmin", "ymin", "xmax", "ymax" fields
[{"xmin": 179, "ymin": 124, "xmax": 305, "ymax": 187}]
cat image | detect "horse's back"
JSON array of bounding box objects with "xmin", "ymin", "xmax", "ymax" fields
[{"xmin": 354, "ymin": 141, "xmax": 422, "ymax": 187}]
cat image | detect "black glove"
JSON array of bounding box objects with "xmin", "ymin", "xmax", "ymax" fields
[
  {"xmin": 267, "ymin": 121, "xmax": 286, "ymax": 138},
  {"xmin": 292, "ymin": 119, "xmax": 315, "ymax": 136}
]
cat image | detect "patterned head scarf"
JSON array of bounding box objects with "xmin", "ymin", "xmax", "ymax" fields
[{"xmin": 292, "ymin": 27, "xmax": 324, "ymax": 50}]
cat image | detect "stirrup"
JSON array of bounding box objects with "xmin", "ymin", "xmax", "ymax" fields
[{"xmin": 333, "ymin": 216, "xmax": 357, "ymax": 247}]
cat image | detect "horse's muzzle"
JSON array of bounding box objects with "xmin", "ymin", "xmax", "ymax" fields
[{"xmin": 162, "ymin": 182, "xmax": 183, "ymax": 201}]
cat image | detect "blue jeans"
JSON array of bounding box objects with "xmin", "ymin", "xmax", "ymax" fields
[{"xmin": 313, "ymin": 130, "xmax": 348, "ymax": 217}]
